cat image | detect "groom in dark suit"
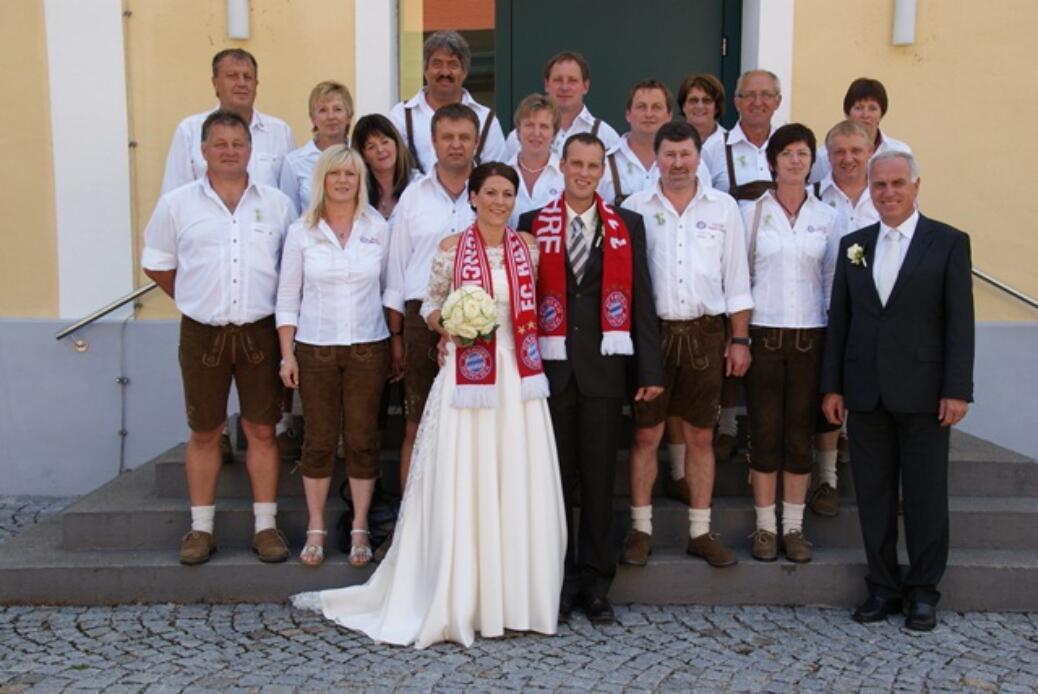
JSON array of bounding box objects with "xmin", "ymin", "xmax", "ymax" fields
[
  {"xmin": 519, "ymin": 133, "xmax": 663, "ymax": 624},
  {"xmin": 821, "ymin": 150, "xmax": 974, "ymax": 631}
]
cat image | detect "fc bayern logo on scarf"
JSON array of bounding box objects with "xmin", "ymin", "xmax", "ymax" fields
[
  {"xmin": 519, "ymin": 334, "xmax": 542, "ymax": 370},
  {"xmin": 604, "ymin": 290, "xmax": 629, "ymax": 328},
  {"xmin": 459, "ymin": 345, "xmax": 493, "ymax": 380},
  {"xmin": 538, "ymin": 296, "xmax": 564, "ymax": 332}
]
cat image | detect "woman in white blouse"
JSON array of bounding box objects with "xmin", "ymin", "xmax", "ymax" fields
[
  {"xmin": 279, "ymin": 81, "xmax": 354, "ymax": 213},
  {"xmin": 677, "ymin": 73, "xmax": 727, "ymax": 155},
  {"xmin": 742, "ymin": 124, "xmax": 844, "ymax": 564},
  {"xmin": 507, "ymin": 94, "xmax": 564, "ymax": 228},
  {"xmin": 276, "ymin": 145, "xmax": 395, "ymax": 568}
]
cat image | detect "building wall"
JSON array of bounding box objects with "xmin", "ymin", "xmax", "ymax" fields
[
  {"xmin": 0, "ymin": 1, "xmax": 59, "ymax": 318},
  {"xmin": 791, "ymin": 0, "xmax": 1038, "ymax": 321},
  {"xmin": 126, "ymin": 0, "xmax": 356, "ymax": 319}
]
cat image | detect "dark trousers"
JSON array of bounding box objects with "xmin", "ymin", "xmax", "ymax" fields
[
  {"xmin": 848, "ymin": 405, "xmax": 950, "ymax": 605},
  {"xmin": 548, "ymin": 376, "xmax": 622, "ymax": 601}
]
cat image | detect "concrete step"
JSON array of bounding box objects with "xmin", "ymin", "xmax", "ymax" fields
[
  {"xmin": 3, "ymin": 516, "xmax": 1036, "ymax": 611},
  {"xmin": 62, "ymin": 461, "xmax": 1038, "ymax": 551},
  {"xmin": 153, "ymin": 428, "xmax": 1038, "ymax": 500}
]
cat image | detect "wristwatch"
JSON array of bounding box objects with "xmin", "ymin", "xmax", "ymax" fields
[{"xmin": 731, "ymin": 337, "xmax": 751, "ymax": 346}]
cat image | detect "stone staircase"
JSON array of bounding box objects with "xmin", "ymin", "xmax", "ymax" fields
[{"xmin": 2, "ymin": 419, "xmax": 1037, "ymax": 609}]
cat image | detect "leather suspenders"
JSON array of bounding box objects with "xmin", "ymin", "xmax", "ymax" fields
[
  {"xmin": 724, "ymin": 130, "xmax": 776, "ymax": 201},
  {"xmin": 474, "ymin": 108, "xmax": 495, "ymax": 165},
  {"xmin": 607, "ymin": 152, "xmax": 624, "ymax": 205}
]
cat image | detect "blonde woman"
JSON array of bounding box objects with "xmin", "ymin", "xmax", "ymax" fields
[
  {"xmin": 276, "ymin": 146, "xmax": 395, "ymax": 567},
  {"xmin": 507, "ymin": 94, "xmax": 564, "ymax": 228},
  {"xmin": 279, "ymin": 81, "xmax": 354, "ymax": 213}
]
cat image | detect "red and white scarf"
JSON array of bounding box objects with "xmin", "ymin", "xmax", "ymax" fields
[
  {"xmin": 533, "ymin": 193, "xmax": 634, "ymax": 359},
  {"xmin": 452, "ymin": 224, "xmax": 549, "ymax": 409}
]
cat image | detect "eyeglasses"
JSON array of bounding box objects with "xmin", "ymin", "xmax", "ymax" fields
[
  {"xmin": 736, "ymin": 91, "xmax": 779, "ymax": 102},
  {"xmin": 684, "ymin": 96, "xmax": 715, "ymax": 105}
]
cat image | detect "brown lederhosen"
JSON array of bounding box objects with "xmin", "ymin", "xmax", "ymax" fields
[
  {"xmin": 724, "ymin": 130, "xmax": 776, "ymax": 201},
  {"xmin": 745, "ymin": 327, "xmax": 830, "ymax": 474},
  {"xmin": 405, "ymin": 104, "xmax": 497, "ymax": 175},
  {"xmin": 402, "ymin": 300, "xmax": 441, "ymax": 423}
]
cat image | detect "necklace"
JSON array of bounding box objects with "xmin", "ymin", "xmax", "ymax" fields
[{"xmin": 517, "ymin": 154, "xmax": 548, "ymax": 174}]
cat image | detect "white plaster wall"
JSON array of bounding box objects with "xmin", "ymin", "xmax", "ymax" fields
[
  {"xmin": 741, "ymin": 0, "xmax": 794, "ymax": 125},
  {"xmin": 354, "ymin": 0, "xmax": 398, "ymax": 117},
  {"xmin": 44, "ymin": 0, "xmax": 134, "ymax": 320}
]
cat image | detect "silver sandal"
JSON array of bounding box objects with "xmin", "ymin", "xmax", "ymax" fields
[
  {"xmin": 348, "ymin": 529, "xmax": 372, "ymax": 567},
  {"xmin": 299, "ymin": 529, "xmax": 327, "ymax": 567}
]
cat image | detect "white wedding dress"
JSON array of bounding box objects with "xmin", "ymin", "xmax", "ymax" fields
[{"xmin": 293, "ymin": 244, "xmax": 567, "ymax": 649}]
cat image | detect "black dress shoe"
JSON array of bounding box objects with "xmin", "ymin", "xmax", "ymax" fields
[
  {"xmin": 852, "ymin": 594, "xmax": 903, "ymax": 623},
  {"xmin": 904, "ymin": 601, "xmax": 937, "ymax": 631},
  {"xmin": 583, "ymin": 595, "xmax": 616, "ymax": 625},
  {"xmin": 558, "ymin": 594, "xmax": 575, "ymax": 623}
]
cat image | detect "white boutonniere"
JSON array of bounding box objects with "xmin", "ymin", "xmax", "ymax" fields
[
  {"xmin": 254, "ymin": 209, "xmax": 263, "ymax": 223},
  {"xmin": 654, "ymin": 212, "xmax": 666, "ymax": 226},
  {"xmin": 847, "ymin": 243, "xmax": 867, "ymax": 267},
  {"xmin": 763, "ymin": 213, "xmax": 773, "ymax": 226}
]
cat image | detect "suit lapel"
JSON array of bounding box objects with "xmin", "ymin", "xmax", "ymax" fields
[{"xmin": 884, "ymin": 215, "xmax": 935, "ymax": 308}]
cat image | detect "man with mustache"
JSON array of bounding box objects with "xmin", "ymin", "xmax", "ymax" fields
[
  {"xmin": 144, "ymin": 110, "xmax": 297, "ymax": 566},
  {"xmin": 620, "ymin": 121, "xmax": 752, "ymax": 569},
  {"xmin": 389, "ymin": 31, "xmax": 505, "ymax": 174}
]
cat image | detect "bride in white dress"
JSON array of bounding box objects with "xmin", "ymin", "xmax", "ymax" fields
[{"xmin": 293, "ymin": 163, "xmax": 567, "ymax": 649}]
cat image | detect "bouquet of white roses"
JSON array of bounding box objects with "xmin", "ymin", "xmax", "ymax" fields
[{"xmin": 439, "ymin": 285, "xmax": 498, "ymax": 345}]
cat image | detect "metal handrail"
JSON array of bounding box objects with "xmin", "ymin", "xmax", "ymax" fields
[
  {"xmin": 972, "ymin": 268, "xmax": 1038, "ymax": 311},
  {"xmin": 54, "ymin": 282, "xmax": 158, "ymax": 343}
]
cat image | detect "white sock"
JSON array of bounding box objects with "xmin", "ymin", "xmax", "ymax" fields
[
  {"xmin": 817, "ymin": 449, "xmax": 838, "ymax": 487},
  {"xmin": 668, "ymin": 443, "xmax": 687, "ymax": 480},
  {"xmin": 190, "ymin": 505, "xmax": 215, "ymax": 534},
  {"xmin": 275, "ymin": 412, "xmax": 293, "ymax": 435},
  {"xmin": 631, "ymin": 505, "xmax": 653, "ymax": 534},
  {"xmin": 782, "ymin": 502, "xmax": 805, "ymax": 535},
  {"xmin": 754, "ymin": 504, "xmax": 777, "ymax": 534},
  {"xmin": 688, "ymin": 507, "xmax": 711, "ymax": 539},
  {"xmin": 253, "ymin": 502, "xmax": 278, "ymax": 533},
  {"xmin": 718, "ymin": 408, "xmax": 738, "ymax": 437}
]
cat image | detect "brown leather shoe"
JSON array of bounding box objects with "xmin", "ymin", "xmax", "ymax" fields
[
  {"xmin": 749, "ymin": 529, "xmax": 778, "ymax": 562},
  {"xmin": 179, "ymin": 530, "xmax": 216, "ymax": 565},
  {"xmin": 713, "ymin": 433, "xmax": 737, "ymax": 461},
  {"xmin": 220, "ymin": 433, "xmax": 235, "ymax": 465},
  {"xmin": 620, "ymin": 530, "xmax": 652, "ymax": 566},
  {"xmin": 783, "ymin": 529, "xmax": 813, "ymax": 563},
  {"xmin": 837, "ymin": 432, "xmax": 851, "ymax": 463},
  {"xmin": 686, "ymin": 532, "xmax": 737, "ymax": 567},
  {"xmin": 663, "ymin": 475, "xmax": 690, "ymax": 505},
  {"xmin": 252, "ymin": 528, "xmax": 290, "ymax": 563},
  {"xmin": 809, "ymin": 483, "xmax": 839, "ymax": 517}
]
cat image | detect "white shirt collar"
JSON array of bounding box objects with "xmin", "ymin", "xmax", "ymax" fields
[
  {"xmin": 647, "ymin": 178, "xmax": 716, "ymax": 211},
  {"xmin": 212, "ymin": 105, "xmax": 265, "ymax": 131},
  {"xmin": 727, "ymin": 120, "xmax": 777, "ymax": 147},
  {"xmin": 880, "ymin": 209, "xmax": 920, "ymax": 241},
  {"xmin": 406, "ymin": 87, "xmax": 479, "ymax": 113},
  {"xmin": 565, "ymin": 201, "xmax": 598, "ymax": 231},
  {"xmin": 507, "ymin": 151, "xmax": 561, "ymax": 172},
  {"xmin": 200, "ymin": 174, "xmax": 260, "ymax": 204}
]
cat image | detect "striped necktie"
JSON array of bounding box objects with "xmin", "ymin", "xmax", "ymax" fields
[{"xmin": 568, "ymin": 216, "xmax": 589, "ymax": 282}]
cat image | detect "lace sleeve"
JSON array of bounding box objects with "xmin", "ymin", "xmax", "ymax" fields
[{"xmin": 420, "ymin": 247, "xmax": 455, "ymax": 320}]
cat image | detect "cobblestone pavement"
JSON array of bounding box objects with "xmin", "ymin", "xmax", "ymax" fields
[
  {"xmin": 2, "ymin": 498, "xmax": 1037, "ymax": 692},
  {"xmin": 0, "ymin": 496, "xmax": 74, "ymax": 543}
]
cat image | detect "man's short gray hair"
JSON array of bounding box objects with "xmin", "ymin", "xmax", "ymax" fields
[
  {"xmin": 736, "ymin": 69, "xmax": 781, "ymax": 96},
  {"xmin": 868, "ymin": 150, "xmax": 919, "ymax": 183},
  {"xmin": 423, "ymin": 30, "xmax": 471, "ymax": 75}
]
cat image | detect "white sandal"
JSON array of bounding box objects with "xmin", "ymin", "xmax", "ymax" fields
[
  {"xmin": 348, "ymin": 529, "xmax": 372, "ymax": 567},
  {"xmin": 299, "ymin": 529, "xmax": 327, "ymax": 567}
]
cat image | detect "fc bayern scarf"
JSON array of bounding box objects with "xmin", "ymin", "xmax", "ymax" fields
[
  {"xmin": 533, "ymin": 193, "xmax": 634, "ymax": 359},
  {"xmin": 452, "ymin": 223, "xmax": 549, "ymax": 409}
]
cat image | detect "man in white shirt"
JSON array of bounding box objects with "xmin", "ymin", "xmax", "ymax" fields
[
  {"xmin": 621, "ymin": 121, "xmax": 753, "ymax": 568},
  {"xmin": 143, "ymin": 111, "xmax": 297, "ymax": 566},
  {"xmin": 700, "ymin": 69, "xmax": 782, "ymax": 461},
  {"xmin": 502, "ymin": 51, "xmax": 620, "ymax": 160},
  {"xmin": 384, "ymin": 103, "xmax": 479, "ymax": 497},
  {"xmin": 389, "ymin": 31, "xmax": 505, "ymax": 175},
  {"xmin": 599, "ymin": 80, "xmax": 710, "ymax": 206},
  {"xmin": 161, "ymin": 49, "xmax": 295, "ymax": 194},
  {"xmin": 809, "ymin": 120, "xmax": 879, "ymax": 518}
]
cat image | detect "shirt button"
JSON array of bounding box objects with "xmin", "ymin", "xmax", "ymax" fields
[
  {"xmin": 232, "ymin": 220, "xmax": 237, "ymax": 224},
  {"xmin": 233, "ymin": 258, "xmax": 238, "ymax": 263},
  {"xmin": 233, "ymin": 279, "xmax": 237, "ymax": 283},
  {"xmin": 233, "ymin": 239, "xmax": 238, "ymax": 243}
]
